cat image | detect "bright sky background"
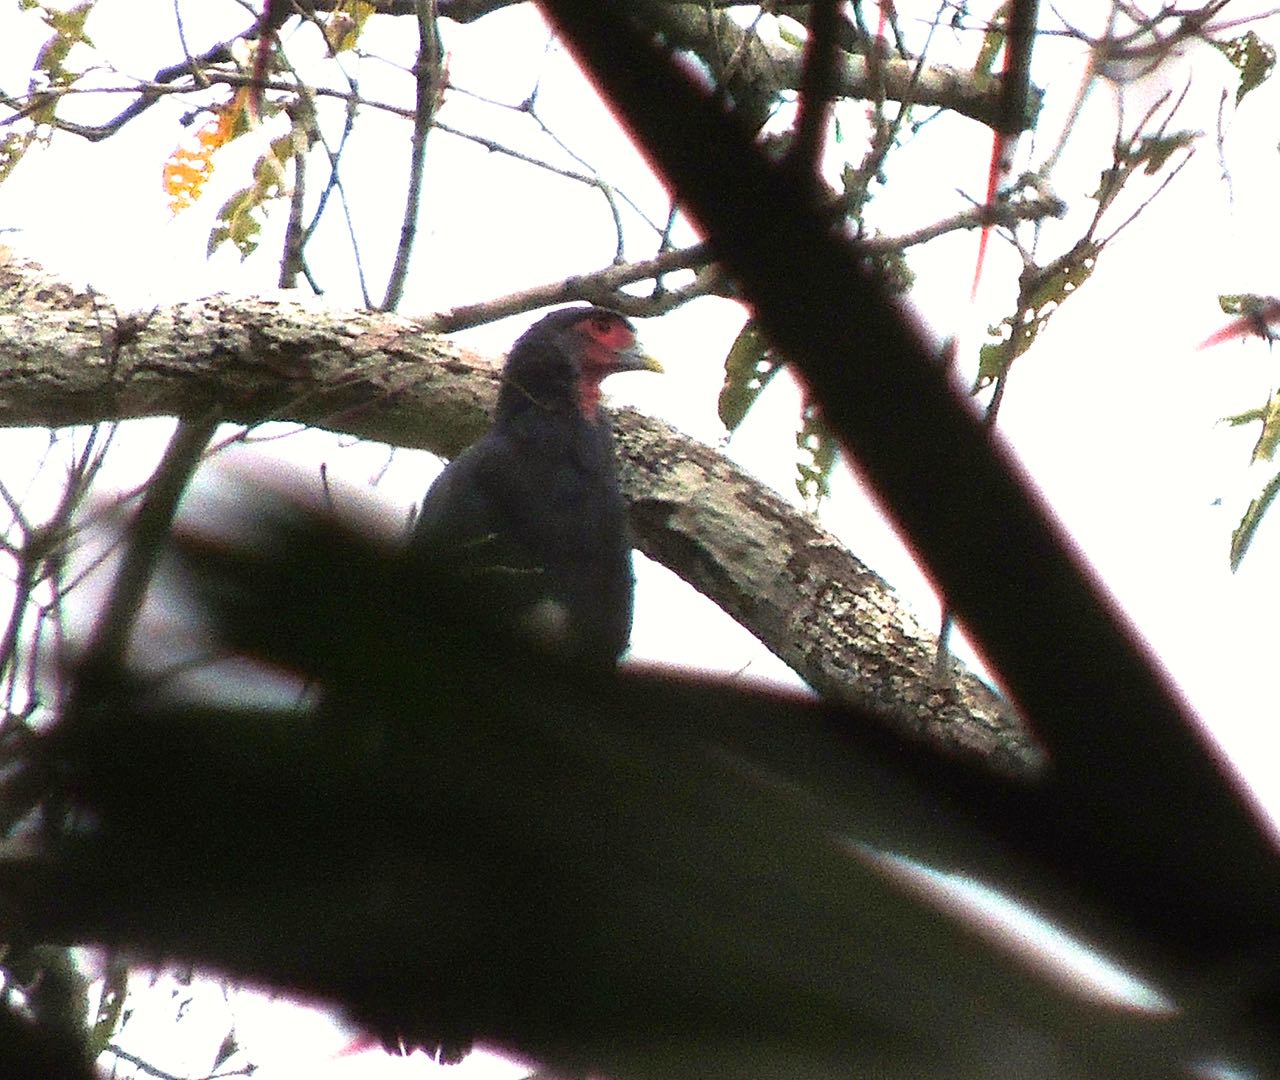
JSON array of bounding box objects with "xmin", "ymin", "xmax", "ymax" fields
[{"xmin": 4, "ymin": 1, "xmax": 1280, "ymax": 1076}]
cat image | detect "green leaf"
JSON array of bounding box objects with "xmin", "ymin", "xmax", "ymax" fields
[
  {"xmin": 1213, "ymin": 31, "xmax": 1277, "ymax": 107},
  {"xmin": 777, "ymin": 17, "xmax": 805, "ymax": 49},
  {"xmin": 795, "ymin": 400, "xmax": 839, "ymax": 508},
  {"xmin": 1231, "ymin": 469, "xmax": 1280, "ymax": 571},
  {"xmin": 87, "ymin": 956, "xmax": 129, "ymax": 1058},
  {"xmin": 206, "ymin": 224, "xmax": 230, "ymax": 258},
  {"xmin": 1221, "ymin": 406, "xmax": 1267, "ymax": 428},
  {"xmin": 977, "ymin": 340, "xmax": 1009, "ymax": 386},
  {"xmin": 977, "ymin": 241, "xmax": 1097, "ymax": 386},
  {"xmin": 0, "ymin": 131, "xmax": 35, "ymax": 185},
  {"xmin": 1217, "ymin": 293, "xmax": 1273, "ymax": 317},
  {"xmin": 718, "ymin": 321, "xmax": 782, "ymax": 433},
  {"xmin": 1250, "ymin": 393, "xmax": 1280, "ymax": 464},
  {"xmin": 1128, "ymin": 130, "xmax": 1199, "ymax": 176},
  {"xmin": 973, "ymin": 2, "xmax": 1010, "ymax": 79},
  {"xmin": 205, "ymin": 118, "xmax": 302, "ymax": 259},
  {"xmin": 210, "ymin": 186, "xmax": 264, "ymax": 259},
  {"xmin": 34, "ymin": 1, "xmax": 94, "ymax": 89}
]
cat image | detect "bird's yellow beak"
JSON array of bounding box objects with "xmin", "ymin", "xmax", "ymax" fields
[{"xmin": 615, "ymin": 341, "xmax": 663, "ymax": 374}]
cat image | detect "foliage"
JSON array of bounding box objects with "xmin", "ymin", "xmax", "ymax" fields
[
  {"xmin": 977, "ymin": 239, "xmax": 1098, "ymax": 386},
  {"xmin": 717, "ymin": 321, "xmax": 781, "ymax": 434},
  {"xmin": 207, "ymin": 109, "xmax": 305, "ymax": 258},
  {"xmin": 0, "ymin": 1, "xmax": 94, "ymax": 180},
  {"xmin": 1214, "ymin": 296, "xmax": 1280, "ymax": 570},
  {"xmin": 1213, "ymin": 30, "xmax": 1277, "ymax": 105},
  {"xmin": 795, "ymin": 397, "xmax": 839, "ymax": 507},
  {"xmin": 324, "ymin": 0, "xmax": 378, "ymax": 52},
  {"xmin": 162, "ymin": 90, "xmax": 253, "ymax": 215}
]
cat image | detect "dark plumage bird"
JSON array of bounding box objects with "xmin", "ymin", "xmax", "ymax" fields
[{"xmin": 410, "ymin": 306, "xmax": 661, "ymax": 665}]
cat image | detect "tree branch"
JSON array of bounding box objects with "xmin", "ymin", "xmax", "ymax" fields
[
  {"xmin": 427, "ymin": 188, "xmax": 1065, "ymax": 331},
  {"xmin": 641, "ymin": 2, "xmax": 1041, "ymax": 133},
  {"xmin": 0, "ymin": 253, "xmax": 1033, "ymax": 773},
  {"xmin": 2, "ymin": 2, "xmax": 1037, "ymax": 148}
]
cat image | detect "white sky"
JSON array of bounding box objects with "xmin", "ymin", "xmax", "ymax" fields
[{"xmin": 4, "ymin": 1, "xmax": 1280, "ymax": 1075}]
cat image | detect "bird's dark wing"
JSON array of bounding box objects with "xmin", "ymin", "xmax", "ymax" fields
[
  {"xmin": 411, "ymin": 431, "xmax": 633, "ymax": 662},
  {"xmin": 413, "ymin": 437, "xmax": 511, "ymax": 557},
  {"xmin": 411, "ymin": 435, "xmax": 561, "ymax": 641}
]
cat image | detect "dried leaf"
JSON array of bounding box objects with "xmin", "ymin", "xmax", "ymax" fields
[
  {"xmin": 326, "ymin": 0, "xmax": 377, "ymax": 52},
  {"xmin": 163, "ymin": 90, "xmax": 248, "ymax": 214}
]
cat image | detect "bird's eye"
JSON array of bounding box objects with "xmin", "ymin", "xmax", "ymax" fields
[{"xmin": 584, "ymin": 314, "xmax": 631, "ymax": 348}]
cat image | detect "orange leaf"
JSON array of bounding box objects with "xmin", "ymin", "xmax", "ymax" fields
[{"xmin": 161, "ymin": 92, "xmax": 250, "ymax": 214}]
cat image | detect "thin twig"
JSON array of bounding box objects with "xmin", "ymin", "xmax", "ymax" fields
[
  {"xmin": 74, "ymin": 413, "xmax": 220, "ymax": 677},
  {"xmin": 382, "ymin": 0, "xmax": 442, "ymax": 311},
  {"xmin": 105, "ymin": 1041, "xmax": 256, "ymax": 1080},
  {"xmin": 430, "ymin": 189, "xmax": 1067, "ymax": 332},
  {"xmin": 787, "ymin": 1, "xmax": 842, "ymax": 192},
  {"xmin": 280, "ymin": 114, "xmax": 309, "ymax": 288}
]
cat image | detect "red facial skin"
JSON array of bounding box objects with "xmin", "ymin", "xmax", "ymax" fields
[{"xmin": 574, "ymin": 313, "xmax": 638, "ymax": 420}]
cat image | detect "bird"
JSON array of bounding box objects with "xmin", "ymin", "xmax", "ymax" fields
[{"xmin": 409, "ymin": 305, "xmax": 661, "ymax": 666}]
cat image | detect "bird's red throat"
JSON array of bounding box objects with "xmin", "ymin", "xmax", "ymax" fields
[
  {"xmin": 576, "ymin": 375, "xmax": 605, "ymax": 421},
  {"xmin": 575, "ymin": 314, "xmax": 638, "ymax": 421}
]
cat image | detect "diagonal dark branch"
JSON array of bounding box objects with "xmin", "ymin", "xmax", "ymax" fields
[
  {"xmin": 785, "ymin": 0, "xmax": 841, "ymax": 191},
  {"xmin": 536, "ymin": 0, "xmax": 1280, "ymax": 973},
  {"xmin": 72, "ymin": 414, "xmax": 220, "ymax": 678},
  {"xmin": 996, "ymin": 0, "xmax": 1040, "ymax": 139},
  {"xmin": 381, "ymin": 0, "xmax": 443, "ymax": 311}
]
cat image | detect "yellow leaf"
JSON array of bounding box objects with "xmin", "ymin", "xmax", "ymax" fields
[{"xmin": 161, "ymin": 92, "xmax": 248, "ymax": 214}]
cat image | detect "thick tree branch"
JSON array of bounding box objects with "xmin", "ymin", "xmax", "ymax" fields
[
  {"xmin": 0, "ymin": 254, "xmax": 1033, "ymax": 772},
  {"xmin": 640, "ymin": 2, "xmax": 1041, "ymax": 132}
]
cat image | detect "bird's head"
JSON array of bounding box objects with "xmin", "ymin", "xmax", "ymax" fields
[{"xmin": 498, "ymin": 306, "xmax": 662, "ymax": 424}]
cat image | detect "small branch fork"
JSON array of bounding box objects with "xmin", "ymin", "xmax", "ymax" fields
[{"xmin": 427, "ymin": 190, "xmax": 1065, "ymax": 332}]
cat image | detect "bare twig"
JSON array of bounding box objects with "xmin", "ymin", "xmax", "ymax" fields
[
  {"xmin": 74, "ymin": 414, "xmax": 220, "ymax": 677},
  {"xmin": 382, "ymin": 0, "xmax": 443, "ymax": 311},
  {"xmin": 104, "ymin": 1041, "xmax": 255, "ymax": 1080},
  {"xmin": 787, "ymin": 1, "xmax": 842, "ymax": 191},
  {"xmin": 428, "ymin": 242, "xmax": 718, "ymax": 331},
  {"xmin": 430, "ymin": 190, "xmax": 1067, "ymax": 332}
]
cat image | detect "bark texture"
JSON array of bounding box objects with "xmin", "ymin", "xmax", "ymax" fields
[{"xmin": 0, "ymin": 251, "xmax": 1037, "ymax": 773}]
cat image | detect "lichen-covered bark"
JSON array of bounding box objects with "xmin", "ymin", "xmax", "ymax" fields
[
  {"xmin": 0, "ymin": 252, "xmax": 1038, "ymax": 773},
  {"xmin": 613, "ymin": 416, "xmax": 1034, "ymax": 773}
]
